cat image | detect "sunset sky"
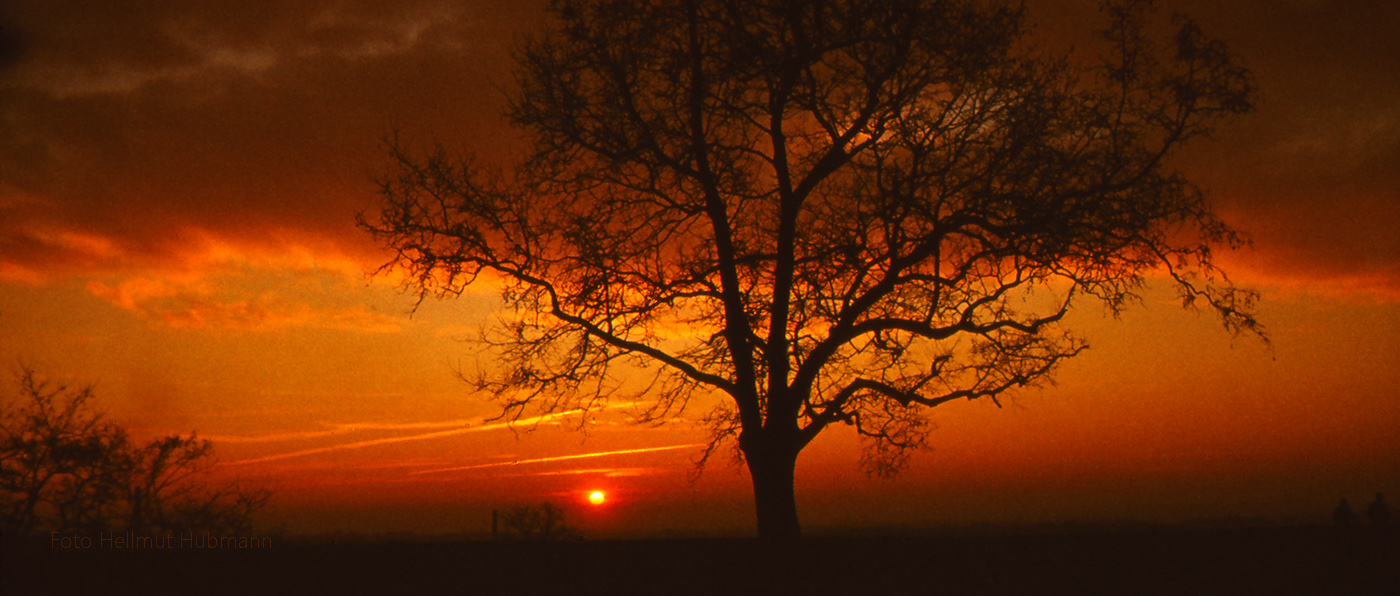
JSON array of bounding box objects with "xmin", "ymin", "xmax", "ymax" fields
[{"xmin": 1, "ymin": 0, "xmax": 1397, "ymax": 537}]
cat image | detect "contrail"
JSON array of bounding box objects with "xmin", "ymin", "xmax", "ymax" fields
[
  {"xmin": 205, "ymin": 418, "xmax": 486, "ymax": 443},
  {"xmin": 220, "ymin": 410, "xmax": 587, "ymax": 466},
  {"xmin": 411, "ymin": 443, "xmax": 705, "ymax": 475},
  {"xmin": 218, "ymin": 401, "xmax": 644, "ymax": 466}
]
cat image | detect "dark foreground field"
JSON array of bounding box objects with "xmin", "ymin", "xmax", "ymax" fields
[{"xmin": 4, "ymin": 526, "xmax": 1396, "ymax": 595}]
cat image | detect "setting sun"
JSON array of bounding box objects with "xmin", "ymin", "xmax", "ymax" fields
[{"xmin": 589, "ymin": 491, "xmax": 606, "ymax": 505}]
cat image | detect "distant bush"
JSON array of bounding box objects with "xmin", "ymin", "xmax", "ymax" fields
[
  {"xmin": 0, "ymin": 365, "xmax": 269, "ymax": 538},
  {"xmin": 498, "ymin": 502, "xmax": 576, "ymax": 541}
]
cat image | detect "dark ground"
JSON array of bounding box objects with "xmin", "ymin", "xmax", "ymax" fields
[{"xmin": 3, "ymin": 525, "xmax": 1396, "ymax": 595}]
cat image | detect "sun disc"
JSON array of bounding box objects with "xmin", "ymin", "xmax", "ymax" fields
[{"xmin": 588, "ymin": 491, "xmax": 605, "ymax": 505}]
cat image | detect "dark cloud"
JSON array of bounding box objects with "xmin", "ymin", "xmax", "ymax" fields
[
  {"xmin": 0, "ymin": 23, "xmax": 26, "ymax": 71},
  {"xmin": 1164, "ymin": 0, "xmax": 1400, "ymax": 294},
  {"xmin": 1, "ymin": 0, "xmax": 538, "ymax": 282},
  {"xmin": 0, "ymin": 0, "xmax": 1396, "ymax": 299},
  {"xmin": 1034, "ymin": 0, "xmax": 1400, "ymax": 296}
]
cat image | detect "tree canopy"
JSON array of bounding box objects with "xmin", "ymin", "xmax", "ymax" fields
[{"xmin": 361, "ymin": 0, "xmax": 1260, "ymax": 538}]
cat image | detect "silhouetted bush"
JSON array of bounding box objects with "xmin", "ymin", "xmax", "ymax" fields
[
  {"xmin": 0, "ymin": 366, "xmax": 269, "ymax": 538},
  {"xmin": 498, "ymin": 502, "xmax": 576, "ymax": 541}
]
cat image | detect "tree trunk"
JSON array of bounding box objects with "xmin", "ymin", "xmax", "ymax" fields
[{"xmin": 745, "ymin": 440, "xmax": 802, "ymax": 540}]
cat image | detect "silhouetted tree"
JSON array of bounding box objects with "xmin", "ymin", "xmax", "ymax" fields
[
  {"xmin": 499, "ymin": 502, "xmax": 576, "ymax": 540},
  {"xmin": 0, "ymin": 366, "xmax": 269, "ymax": 538},
  {"xmin": 1367, "ymin": 493, "xmax": 1389, "ymax": 528},
  {"xmin": 0, "ymin": 370, "xmax": 125, "ymax": 537},
  {"xmin": 361, "ymin": 0, "xmax": 1261, "ymax": 539},
  {"xmin": 1334, "ymin": 498, "xmax": 1358, "ymax": 528}
]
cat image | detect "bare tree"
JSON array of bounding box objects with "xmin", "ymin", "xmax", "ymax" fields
[
  {"xmin": 361, "ymin": 0, "xmax": 1261, "ymax": 539},
  {"xmin": 0, "ymin": 366, "xmax": 269, "ymax": 538},
  {"xmin": 0, "ymin": 369, "xmax": 125, "ymax": 537},
  {"xmin": 123, "ymin": 434, "xmax": 267, "ymax": 536}
]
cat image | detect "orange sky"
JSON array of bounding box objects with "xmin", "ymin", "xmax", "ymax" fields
[{"xmin": 1, "ymin": 0, "xmax": 1397, "ymax": 537}]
